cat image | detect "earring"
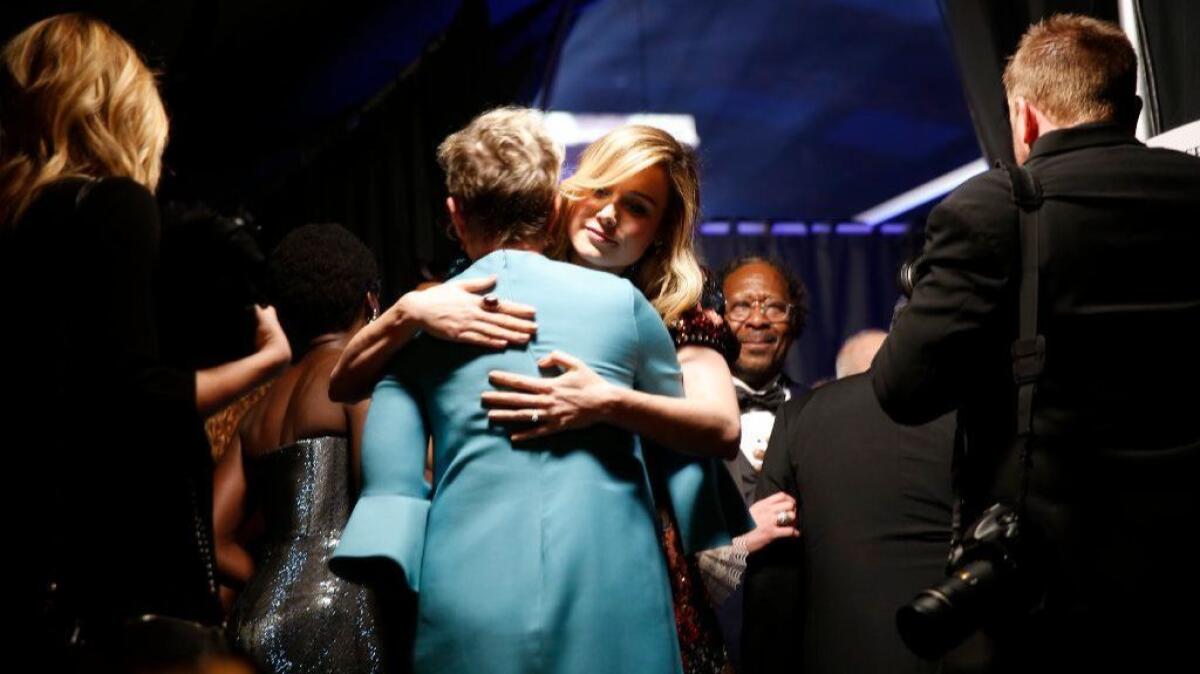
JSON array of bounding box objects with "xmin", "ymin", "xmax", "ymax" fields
[{"xmin": 366, "ymin": 292, "xmax": 381, "ymax": 323}]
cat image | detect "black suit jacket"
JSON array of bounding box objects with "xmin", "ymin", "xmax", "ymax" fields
[
  {"xmin": 743, "ymin": 374, "xmax": 957, "ymax": 674},
  {"xmin": 872, "ymin": 123, "xmax": 1200, "ymax": 660},
  {"xmin": 724, "ymin": 450, "xmax": 759, "ymax": 509}
]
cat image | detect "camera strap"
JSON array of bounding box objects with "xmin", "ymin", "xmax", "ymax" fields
[
  {"xmin": 948, "ymin": 164, "xmax": 1045, "ymax": 553},
  {"xmin": 1002, "ymin": 162, "xmax": 1045, "ymax": 519}
]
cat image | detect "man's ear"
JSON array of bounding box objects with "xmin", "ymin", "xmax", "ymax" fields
[
  {"xmin": 447, "ymin": 196, "xmax": 468, "ymax": 242},
  {"xmin": 1121, "ymin": 95, "xmax": 1144, "ymax": 134},
  {"xmin": 1019, "ymin": 97, "xmax": 1041, "ymax": 146}
]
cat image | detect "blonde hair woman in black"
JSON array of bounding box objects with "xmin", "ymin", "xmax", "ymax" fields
[{"xmin": 0, "ymin": 14, "xmax": 290, "ymax": 665}]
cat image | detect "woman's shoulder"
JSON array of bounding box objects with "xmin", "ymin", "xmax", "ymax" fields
[
  {"xmin": 35, "ymin": 175, "xmax": 153, "ymax": 209},
  {"xmin": 78, "ymin": 176, "xmax": 157, "ymax": 216},
  {"xmin": 72, "ymin": 177, "xmax": 160, "ymax": 246},
  {"xmin": 12, "ymin": 177, "xmax": 157, "ymax": 243},
  {"xmin": 667, "ymin": 305, "xmax": 740, "ymax": 364},
  {"xmin": 665, "ymin": 271, "xmax": 740, "ymax": 363},
  {"xmin": 238, "ymin": 362, "xmax": 347, "ymax": 458},
  {"xmin": 15, "ymin": 177, "xmax": 93, "ymax": 225}
]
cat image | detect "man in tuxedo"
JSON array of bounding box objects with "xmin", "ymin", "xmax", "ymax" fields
[
  {"xmin": 743, "ymin": 332, "xmax": 967, "ymax": 674},
  {"xmin": 720, "ymin": 256, "xmax": 809, "ymax": 506},
  {"xmin": 872, "ymin": 14, "xmax": 1200, "ymax": 669}
]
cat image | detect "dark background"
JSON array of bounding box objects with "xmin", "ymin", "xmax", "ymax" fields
[{"xmin": 2, "ymin": 0, "xmax": 1194, "ymax": 382}]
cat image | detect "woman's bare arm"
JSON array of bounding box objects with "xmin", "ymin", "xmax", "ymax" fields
[
  {"xmin": 212, "ymin": 433, "xmax": 254, "ymax": 608},
  {"xmin": 484, "ymin": 345, "xmax": 740, "ymax": 460},
  {"xmin": 329, "ymin": 275, "xmax": 537, "ymax": 403},
  {"xmin": 602, "ymin": 346, "xmax": 739, "ymax": 458},
  {"xmin": 196, "ymin": 305, "xmax": 291, "ymax": 416},
  {"xmin": 344, "ymin": 398, "xmax": 371, "ymax": 493}
]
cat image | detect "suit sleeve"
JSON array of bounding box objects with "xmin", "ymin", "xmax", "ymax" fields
[
  {"xmin": 755, "ymin": 391, "xmax": 813, "ymax": 501},
  {"xmin": 872, "ymin": 171, "xmax": 1015, "ymax": 425},
  {"xmin": 331, "ymin": 372, "xmax": 431, "ymax": 592},
  {"xmin": 743, "ymin": 399, "xmax": 804, "ymax": 673}
]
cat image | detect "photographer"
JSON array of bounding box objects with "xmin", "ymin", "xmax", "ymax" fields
[{"xmin": 872, "ymin": 14, "xmax": 1200, "ymax": 670}]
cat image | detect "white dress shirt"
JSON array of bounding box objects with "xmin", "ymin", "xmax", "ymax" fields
[{"xmin": 732, "ymin": 375, "xmax": 791, "ymax": 471}]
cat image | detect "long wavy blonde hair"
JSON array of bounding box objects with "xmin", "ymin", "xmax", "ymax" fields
[
  {"xmin": 0, "ymin": 13, "xmax": 168, "ymax": 229},
  {"xmin": 554, "ymin": 125, "xmax": 703, "ymax": 325}
]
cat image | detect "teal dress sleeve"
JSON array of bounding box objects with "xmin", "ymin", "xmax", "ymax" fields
[
  {"xmin": 631, "ymin": 291, "xmax": 751, "ymax": 554},
  {"xmin": 632, "ymin": 290, "xmax": 685, "ymax": 397},
  {"xmin": 331, "ymin": 374, "xmax": 431, "ymax": 592}
]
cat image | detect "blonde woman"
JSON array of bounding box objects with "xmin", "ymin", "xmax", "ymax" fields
[
  {"xmin": 332, "ymin": 126, "xmax": 739, "ymax": 459},
  {"xmin": 331, "ymin": 108, "xmax": 691, "ymax": 674},
  {"xmin": 501, "ymin": 125, "xmax": 750, "ymax": 673},
  {"xmin": 331, "ymin": 126, "xmax": 796, "ymax": 672},
  {"xmin": 0, "ymin": 14, "xmax": 289, "ymax": 663}
]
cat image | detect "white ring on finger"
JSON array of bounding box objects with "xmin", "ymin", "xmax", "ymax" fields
[{"xmin": 530, "ymin": 411, "xmax": 540, "ymax": 424}]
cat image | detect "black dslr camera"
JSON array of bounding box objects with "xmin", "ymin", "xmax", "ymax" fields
[{"xmin": 896, "ymin": 503, "xmax": 1043, "ymax": 658}]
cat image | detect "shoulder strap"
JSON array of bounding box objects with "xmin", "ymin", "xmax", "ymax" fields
[
  {"xmin": 1001, "ymin": 162, "xmax": 1045, "ymax": 515},
  {"xmin": 949, "ymin": 163, "xmax": 1046, "ymax": 554}
]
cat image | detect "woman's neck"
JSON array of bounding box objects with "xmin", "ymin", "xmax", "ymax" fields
[{"xmin": 305, "ymin": 332, "xmax": 350, "ymax": 354}]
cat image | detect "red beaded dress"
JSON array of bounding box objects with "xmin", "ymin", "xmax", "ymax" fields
[{"xmin": 652, "ymin": 284, "xmax": 742, "ymax": 674}]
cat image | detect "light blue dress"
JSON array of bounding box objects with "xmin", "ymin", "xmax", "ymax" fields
[{"xmin": 333, "ymin": 250, "xmax": 730, "ymax": 674}]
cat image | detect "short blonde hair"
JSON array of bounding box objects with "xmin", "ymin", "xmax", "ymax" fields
[
  {"xmin": 436, "ymin": 106, "xmax": 563, "ymax": 247},
  {"xmin": 1002, "ymin": 14, "xmax": 1138, "ymax": 127},
  {"xmin": 0, "ymin": 13, "xmax": 168, "ymax": 229},
  {"xmin": 554, "ymin": 125, "xmax": 703, "ymax": 325}
]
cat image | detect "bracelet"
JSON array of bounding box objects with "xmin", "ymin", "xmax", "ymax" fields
[{"xmin": 730, "ymin": 535, "xmax": 750, "ymax": 562}]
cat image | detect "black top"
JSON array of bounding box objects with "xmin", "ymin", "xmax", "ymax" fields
[
  {"xmin": 2, "ymin": 178, "xmax": 220, "ymax": 632},
  {"xmin": 743, "ymin": 374, "xmax": 956, "ymax": 674}
]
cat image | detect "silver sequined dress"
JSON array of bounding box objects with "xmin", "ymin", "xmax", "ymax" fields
[{"xmin": 230, "ymin": 436, "xmax": 387, "ymax": 673}]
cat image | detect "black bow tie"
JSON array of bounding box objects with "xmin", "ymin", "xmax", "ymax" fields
[{"xmin": 736, "ymin": 384, "xmax": 787, "ymax": 412}]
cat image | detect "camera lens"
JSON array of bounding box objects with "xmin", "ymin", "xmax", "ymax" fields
[
  {"xmin": 897, "ymin": 559, "xmax": 996, "ymax": 659},
  {"xmin": 896, "ymin": 256, "xmax": 921, "ymax": 299}
]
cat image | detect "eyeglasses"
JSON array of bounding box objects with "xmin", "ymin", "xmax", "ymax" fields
[{"xmin": 726, "ymin": 298, "xmax": 793, "ymax": 323}]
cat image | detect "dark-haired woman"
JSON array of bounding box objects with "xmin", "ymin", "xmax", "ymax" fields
[{"xmin": 213, "ymin": 223, "xmax": 390, "ymax": 673}]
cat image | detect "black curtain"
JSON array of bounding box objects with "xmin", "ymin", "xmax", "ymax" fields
[
  {"xmin": 937, "ymin": 0, "xmax": 1119, "ymax": 164},
  {"xmin": 699, "ymin": 232, "xmax": 917, "ymax": 385},
  {"xmin": 248, "ymin": 0, "xmax": 578, "ymax": 299},
  {"xmin": 1134, "ymin": 0, "xmax": 1200, "ymax": 135}
]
